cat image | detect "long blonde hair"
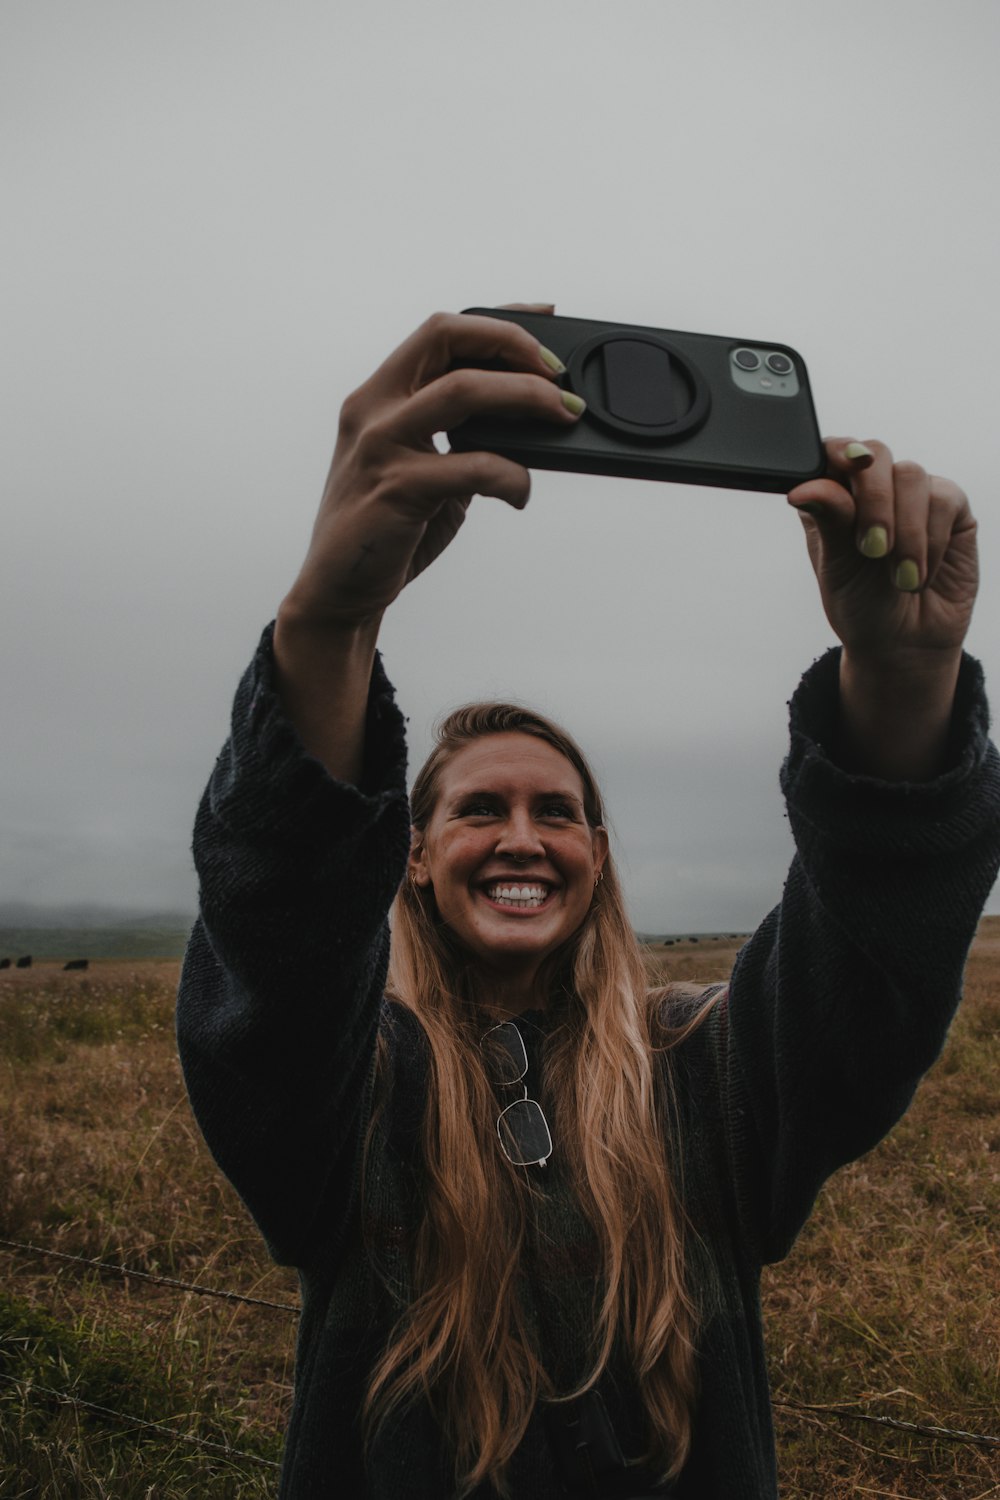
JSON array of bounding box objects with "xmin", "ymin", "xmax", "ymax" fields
[{"xmin": 361, "ymin": 703, "xmax": 718, "ymax": 1497}]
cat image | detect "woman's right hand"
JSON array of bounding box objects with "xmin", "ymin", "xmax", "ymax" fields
[
  {"xmin": 272, "ymin": 305, "xmax": 582, "ymax": 783},
  {"xmin": 280, "ymin": 305, "xmax": 583, "ymax": 632}
]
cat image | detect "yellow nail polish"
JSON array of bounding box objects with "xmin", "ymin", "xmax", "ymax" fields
[
  {"xmin": 859, "ymin": 525, "xmax": 888, "ymax": 559},
  {"xmin": 561, "ymin": 391, "xmax": 586, "ymax": 416},
  {"xmin": 539, "ymin": 345, "xmax": 566, "ymax": 374},
  {"xmin": 844, "ymin": 442, "xmax": 874, "ymax": 462},
  {"xmin": 895, "ymin": 559, "xmax": 920, "ymax": 592}
]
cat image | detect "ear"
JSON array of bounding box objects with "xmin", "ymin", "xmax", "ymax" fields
[
  {"xmin": 408, "ymin": 828, "xmax": 432, "ymax": 888},
  {"xmin": 592, "ymin": 826, "xmax": 609, "ymax": 879}
]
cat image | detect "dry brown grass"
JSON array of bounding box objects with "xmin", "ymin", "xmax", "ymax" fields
[
  {"xmin": 1, "ymin": 931, "xmax": 999, "ymax": 1496},
  {"xmin": 0, "ymin": 961, "xmax": 295, "ymax": 1494}
]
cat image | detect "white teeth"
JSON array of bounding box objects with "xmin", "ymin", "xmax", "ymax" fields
[{"xmin": 486, "ymin": 883, "xmax": 549, "ymax": 907}]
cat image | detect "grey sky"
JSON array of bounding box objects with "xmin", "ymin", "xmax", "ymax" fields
[{"xmin": 4, "ymin": 0, "xmax": 999, "ymax": 931}]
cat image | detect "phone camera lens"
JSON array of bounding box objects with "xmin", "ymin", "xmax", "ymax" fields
[
  {"xmin": 733, "ymin": 348, "xmax": 760, "ymax": 371},
  {"xmin": 765, "ymin": 352, "xmax": 793, "ymax": 376}
]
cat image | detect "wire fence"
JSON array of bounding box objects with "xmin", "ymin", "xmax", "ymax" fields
[
  {"xmin": 772, "ymin": 1397, "xmax": 1000, "ymax": 1451},
  {"xmin": 0, "ymin": 1234, "xmax": 300, "ymax": 1314},
  {"xmin": 3, "ymin": 1232, "xmax": 1000, "ymax": 1472},
  {"xmin": 0, "ymin": 1369, "xmax": 280, "ymax": 1470}
]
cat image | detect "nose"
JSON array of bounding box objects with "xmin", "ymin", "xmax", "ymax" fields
[{"xmin": 494, "ymin": 811, "xmax": 546, "ymax": 862}]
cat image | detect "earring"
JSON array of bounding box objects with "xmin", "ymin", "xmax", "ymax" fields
[{"xmin": 594, "ymin": 872, "xmax": 603, "ymax": 887}]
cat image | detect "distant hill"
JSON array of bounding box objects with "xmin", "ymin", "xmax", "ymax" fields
[
  {"xmin": 0, "ymin": 903, "xmax": 196, "ymax": 960},
  {"xmin": 0, "ymin": 907, "xmax": 752, "ymax": 963},
  {"xmin": 0, "ymin": 901, "xmax": 195, "ymax": 929}
]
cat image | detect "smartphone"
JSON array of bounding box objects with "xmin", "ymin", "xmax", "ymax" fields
[{"xmin": 447, "ymin": 307, "xmax": 825, "ymax": 493}]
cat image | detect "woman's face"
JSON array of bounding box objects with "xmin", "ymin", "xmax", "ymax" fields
[{"xmin": 409, "ymin": 732, "xmax": 608, "ymax": 977}]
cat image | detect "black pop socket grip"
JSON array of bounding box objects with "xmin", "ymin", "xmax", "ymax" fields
[
  {"xmin": 447, "ymin": 308, "xmax": 825, "ymax": 491},
  {"xmin": 565, "ymin": 331, "xmax": 711, "ymax": 442}
]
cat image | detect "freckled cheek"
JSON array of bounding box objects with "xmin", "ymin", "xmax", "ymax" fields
[
  {"xmin": 553, "ymin": 836, "xmax": 596, "ymax": 882},
  {"xmin": 433, "ymin": 834, "xmax": 492, "ymax": 887}
]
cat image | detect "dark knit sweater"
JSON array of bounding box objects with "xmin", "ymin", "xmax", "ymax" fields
[{"xmin": 176, "ymin": 625, "xmax": 1000, "ymax": 1499}]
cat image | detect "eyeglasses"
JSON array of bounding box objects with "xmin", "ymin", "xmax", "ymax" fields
[{"xmin": 481, "ymin": 1021, "xmax": 553, "ymax": 1169}]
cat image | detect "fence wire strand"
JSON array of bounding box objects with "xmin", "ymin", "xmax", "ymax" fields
[
  {"xmin": 0, "ymin": 1370, "xmax": 280, "ymax": 1470},
  {"xmin": 0, "ymin": 1235, "xmax": 299, "ymax": 1314},
  {"xmin": 774, "ymin": 1397, "xmax": 1000, "ymax": 1450}
]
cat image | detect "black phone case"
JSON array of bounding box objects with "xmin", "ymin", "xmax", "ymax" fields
[{"xmin": 447, "ymin": 307, "xmax": 825, "ymax": 493}]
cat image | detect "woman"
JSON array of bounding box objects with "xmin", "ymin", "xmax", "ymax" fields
[{"xmin": 177, "ymin": 306, "xmax": 1000, "ymax": 1499}]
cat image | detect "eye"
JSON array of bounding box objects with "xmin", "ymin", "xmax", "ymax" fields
[
  {"xmin": 541, "ymin": 801, "xmax": 576, "ymax": 820},
  {"xmin": 459, "ymin": 798, "xmax": 499, "ymax": 817}
]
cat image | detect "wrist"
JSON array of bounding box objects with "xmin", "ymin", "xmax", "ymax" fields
[
  {"xmin": 836, "ymin": 646, "xmax": 962, "ymax": 781},
  {"xmin": 839, "ymin": 643, "xmax": 962, "ymax": 703},
  {"xmin": 276, "ymin": 587, "xmax": 385, "ymax": 646},
  {"xmin": 274, "ymin": 601, "xmax": 382, "ymax": 693},
  {"xmin": 272, "ymin": 596, "xmax": 383, "ymax": 786}
]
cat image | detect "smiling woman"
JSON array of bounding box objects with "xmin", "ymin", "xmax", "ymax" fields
[
  {"xmin": 176, "ymin": 307, "xmax": 1000, "ymax": 1500},
  {"xmin": 407, "ymin": 721, "xmax": 608, "ymax": 997}
]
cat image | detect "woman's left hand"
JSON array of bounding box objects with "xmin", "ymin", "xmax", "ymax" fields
[
  {"xmin": 791, "ymin": 438, "xmax": 977, "ymax": 666},
  {"xmin": 787, "ymin": 438, "xmax": 979, "ymax": 665},
  {"xmin": 788, "ymin": 439, "xmax": 979, "ymax": 780}
]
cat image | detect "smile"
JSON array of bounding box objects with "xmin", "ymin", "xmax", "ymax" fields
[{"xmin": 482, "ymin": 883, "xmax": 553, "ymax": 909}]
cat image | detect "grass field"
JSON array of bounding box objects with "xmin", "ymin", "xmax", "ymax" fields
[{"xmin": 1, "ymin": 928, "xmax": 998, "ymax": 1498}]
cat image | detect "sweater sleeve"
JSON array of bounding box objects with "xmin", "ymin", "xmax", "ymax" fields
[
  {"xmin": 717, "ymin": 646, "xmax": 1000, "ymax": 1266},
  {"xmin": 175, "ymin": 622, "xmax": 412, "ymax": 1267}
]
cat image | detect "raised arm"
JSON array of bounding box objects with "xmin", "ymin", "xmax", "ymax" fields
[
  {"xmin": 272, "ymin": 304, "xmax": 583, "ymax": 784},
  {"xmin": 178, "ymin": 306, "xmax": 584, "ymax": 1263},
  {"xmin": 697, "ymin": 439, "xmax": 998, "ymax": 1266}
]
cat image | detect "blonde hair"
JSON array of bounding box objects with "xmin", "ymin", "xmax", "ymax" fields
[{"xmin": 361, "ymin": 703, "xmax": 718, "ymax": 1497}]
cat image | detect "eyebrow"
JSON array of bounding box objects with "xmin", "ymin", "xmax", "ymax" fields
[{"xmin": 450, "ymin": 788, "xmax": 584, "ymax": 806}]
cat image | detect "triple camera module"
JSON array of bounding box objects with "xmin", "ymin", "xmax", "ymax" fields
[{"xmin": 730, "ymin": 346, "xmax": 800, "ymax": 398}]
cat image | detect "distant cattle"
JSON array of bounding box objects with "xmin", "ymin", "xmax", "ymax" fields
[
  {"xmin": 63, "ymin": 958, "xmax": 89, "ymax": 971},
  {"xmin": 15, "ymin": 955, "xmax": 32, "ymax": 968},
  {"xmin": 0, "ymin": 957, "xmax": 10, "ymax": 969}
]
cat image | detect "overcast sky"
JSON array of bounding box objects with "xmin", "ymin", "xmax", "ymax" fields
[{"xmin": 4, "ymin": 1, "xmax": 999, "ymax": 932}]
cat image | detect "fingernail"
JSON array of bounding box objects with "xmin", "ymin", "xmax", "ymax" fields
[
  {"xmin": 894, "ymin": 559, "xmax": 920, "ymax": 592},
  {"xmin": 844, "ymin": 442, "xmax": 874, "ymax": 464},
  {"xmin": 539, "ymin": 344, "xmax": 566, "ymax": 375},
  {"xmin": 859, "ymin": 525, "xmax": 888, "ymax": 559},
  {"xmin": 561, "ymin": 391, "xmax": 586, "ymax": 416},
  {"xmin": 796, "ymin": 503, "xmax": 823, "ymax": 518}
]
